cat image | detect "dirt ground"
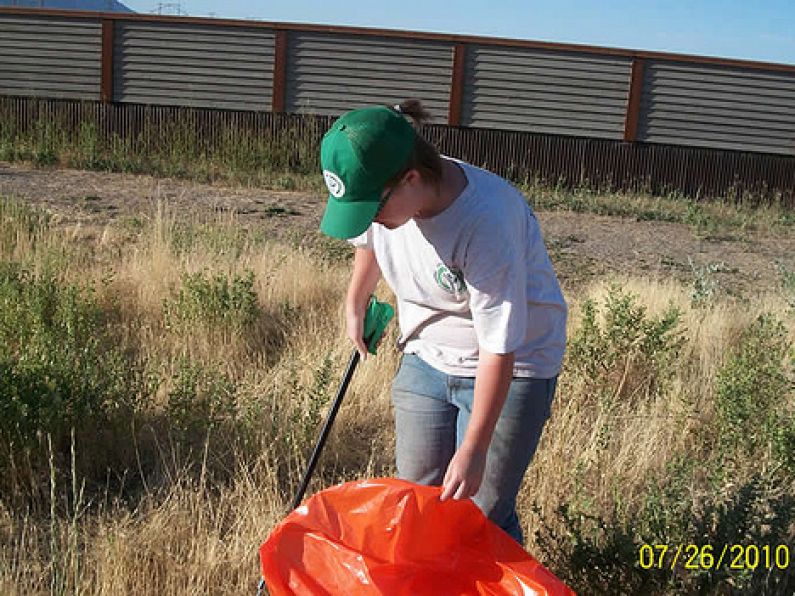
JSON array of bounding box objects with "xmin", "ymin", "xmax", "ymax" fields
[{"xmin": 1, "ymin": 160, "xmax": 793, "ymax": 298}]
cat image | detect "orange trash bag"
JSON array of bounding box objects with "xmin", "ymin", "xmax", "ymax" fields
[{"xmin": 259, "ymin": 477, "xmax": 575, "ymax": 595}]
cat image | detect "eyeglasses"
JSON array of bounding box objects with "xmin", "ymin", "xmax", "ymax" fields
[
  {"xmin": 375, "ymin": 184, "xmax": 397, "ymax": 218},
  {"xmin": 375, "ymin": 172, "xmax": 409, "ymax": 219}
]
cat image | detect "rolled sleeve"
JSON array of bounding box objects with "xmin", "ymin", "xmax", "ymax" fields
[{"xmin": 347, "ymin": 225, "xmax": 373, "ymax": 250}]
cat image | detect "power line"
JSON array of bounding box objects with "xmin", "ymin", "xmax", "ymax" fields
[{"xmin": 151, "ymin": 2, "xmax": 187, "ymax": 16}]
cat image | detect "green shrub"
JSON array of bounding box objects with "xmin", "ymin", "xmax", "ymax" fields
[
  {"xmin": 163, "ymin": 269, "xmax": 260, "ymax": 336},
  {"xmin": 715, "ymin": 314, "xmax": 793, "ymax": 467},
  {"xmin": 567, "ymin": 285, "xmax": 684, "ymax": 405},
  {"xmin": 539, "ymin": 458, "xmax": 795, "ymax": 595},
  {"xmin": 0, "ymin": 264, "xmax": 146, "ymax": 442},
  {"xmin": 166, "ymin": 357, "xmax": 237, "ymax": 439},
  {"xmin": 683, "ymin": 201, "xmax": 712, "ymax": 235},
  {"xmin": 304, "ymin": 233, "xmax": 354, "ymax": 264}
]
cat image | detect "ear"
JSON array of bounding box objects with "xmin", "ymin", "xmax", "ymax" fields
[{"xmin": 403, "ymin": 168, "xmax": 423, "ymax": 186}]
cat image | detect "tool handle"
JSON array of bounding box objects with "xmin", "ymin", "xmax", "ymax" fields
[
  {"xmin": 289, "ymin": 297, "xmax": 392, "ymax": 509},
  {"xmin": 290, "ymin": 349, "xmax": 359, "ymax": 510}
]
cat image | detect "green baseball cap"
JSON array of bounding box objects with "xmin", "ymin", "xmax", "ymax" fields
[{"xmin": 319, "ymin": 106, "xmax": 416, "ymax": 239}]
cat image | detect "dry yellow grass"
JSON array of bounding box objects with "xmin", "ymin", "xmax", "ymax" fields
[{"xmin": 0, "ymin": 198, "xmax": 793, "ymax": 594}]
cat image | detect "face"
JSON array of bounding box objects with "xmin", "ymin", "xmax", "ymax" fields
[{"xmin": 372, "ymin": 170, "xmax": 425, "ymax": 229}]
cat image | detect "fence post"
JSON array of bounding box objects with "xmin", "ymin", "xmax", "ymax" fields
[
  {"xmin": 101, "ymin": 19, "xmax": 114, "ymax": 103},
  {"xmin": 448, "ymin": 43, "xmax": 467, "ymax": 126},
  {"xmin": 272, "ymin": 29, "xmax": 288, "ymax": 113},
  {"xmin": 623, "ymin": 57, "xmax": 645, "ymax": 142}
]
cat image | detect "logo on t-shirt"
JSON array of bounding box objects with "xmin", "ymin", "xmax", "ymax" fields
[{"xmin": 434, "ymin": 264, "xmax": 466, "ymax": 295}]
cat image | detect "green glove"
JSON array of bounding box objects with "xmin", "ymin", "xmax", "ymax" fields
[{"xmin": 362, "ymin": 296, "xmax": 394, "ymax": 355}]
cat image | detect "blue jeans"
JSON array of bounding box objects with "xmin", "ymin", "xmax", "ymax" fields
[{"xmin": 391, "ymin": 353, "xmax": 557, "ymax": 545}]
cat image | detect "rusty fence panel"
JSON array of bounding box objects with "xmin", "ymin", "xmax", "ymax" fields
[{"xmin": 1, "ymin": 96, "xmax": 793, "ymax": 205}]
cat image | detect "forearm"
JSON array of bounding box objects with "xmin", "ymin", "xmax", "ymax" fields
[
  {"xmin": 461, "ymin": 350, "xmax": 515, "ymax": 452},
  {"xmin": 439, "ymin": 349, "xmax": 515, "ymax": 501},
  {"xmin": 345, "ymin": 247, "xmax": 382, "ymax": 315}
]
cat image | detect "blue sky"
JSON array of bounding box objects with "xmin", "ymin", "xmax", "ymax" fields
[{"xmin": 122, "ymin": 0, "xmax": 795, "ymax": 66}]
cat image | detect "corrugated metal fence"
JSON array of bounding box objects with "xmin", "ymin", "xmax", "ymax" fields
[
  {"xmin": 641, "ymin": 62, "xmax": 795, "ymax": 155},
  {"xmin": 286, "ymin": 32, "xmax": 452, "ymax": 118},
  {"xmin": 114, "ymin": 21, "xmax": 275, "ymax": 111},
  {"xmin": 463, "ymin": 46, "xmax": 632, "ymax": 140},
  {"xmin": 1, "ymin": 8, "xmax": 794, "ymax": 203},
  {"xmin": 0, "ymin": 13, "xmax": 101, "ymax": 100}
]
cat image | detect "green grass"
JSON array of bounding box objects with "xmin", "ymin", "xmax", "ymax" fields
[
  {"xmin": 0, "ymin": 112, "xmax": 326, "ymax": 193},
  {"xmin": 521, "ymin": 178, "xmax": 794, "ymax": 237}
]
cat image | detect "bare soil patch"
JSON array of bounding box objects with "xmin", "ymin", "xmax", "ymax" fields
[{"xmin": 1, "ymin": 160, "xmax": 793, "ymax": 298}]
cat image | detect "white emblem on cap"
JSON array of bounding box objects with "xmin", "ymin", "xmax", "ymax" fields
[{"xmin": 323, "ymin": 170, "xmax": 345, "ymax": 198}]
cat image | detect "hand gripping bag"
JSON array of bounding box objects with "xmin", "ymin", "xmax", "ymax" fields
[{"xmin": 259, "ymin": 478, "xmax": 575, "ymax": 595}]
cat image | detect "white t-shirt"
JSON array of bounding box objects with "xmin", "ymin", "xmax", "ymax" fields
[{"xmin": 349, "ymin": 159, "xmax": 567, "ymax": 378}]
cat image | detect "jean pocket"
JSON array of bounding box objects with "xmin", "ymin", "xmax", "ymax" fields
[{"xmin": 392, "ymin": 354, "xmax": 446, "ymax": 403}]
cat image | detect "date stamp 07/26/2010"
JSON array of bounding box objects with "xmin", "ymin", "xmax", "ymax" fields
[{"xmin": 639, "ymin": 544, "xmax": 792, "ymax": 572}]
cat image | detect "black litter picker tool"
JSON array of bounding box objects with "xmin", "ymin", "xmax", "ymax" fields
[
  {"xmin": 256, "ymin": 296, "xmax": 393, "ymax": 595},
  {"xmin": 290, "ymin": 295, "xmax": 394, "ymax": 510}
]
